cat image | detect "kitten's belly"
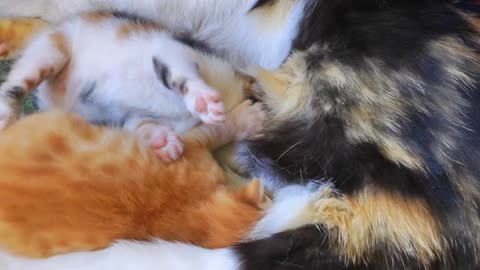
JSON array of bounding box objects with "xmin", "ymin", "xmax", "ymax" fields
[
  {"xmin": 37, "ymin": 67, "xmax": 200, "ymax": 134},
  {"xmin": 36, "ymin": 27, "xmax": 201, "ymax": 133},
  {"xmin": 37, "ymin": 79, "xmax": 199, "ymax": 134}
]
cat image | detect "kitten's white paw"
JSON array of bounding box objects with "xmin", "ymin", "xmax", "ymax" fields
[
  {"xmin": 230, "ymin": 100, "xmax": 265, "ymax": 140},
  {"xmin": 184, "ymin": 80, "xmax": 225, "ymax": 124},
  {"xmin": 137, "ymin": 124, "xmax": 184, "ymax": 162}
]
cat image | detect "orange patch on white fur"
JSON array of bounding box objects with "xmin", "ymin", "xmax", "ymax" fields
[
  {"xmin": 81, "ymin": 11, "xmax": 112, "ymax": 23},
  {"xmin": 50, "ymin": 32, "xmax": 69, "ymax": 59},
  {"xmin": 117, "ymin": 22, "xmax": 165, "ymax": 39}
]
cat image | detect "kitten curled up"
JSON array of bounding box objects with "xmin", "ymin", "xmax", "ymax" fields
[
  {"xmin": 0, "ymin": 11, "xmax": 251, "ymax": 162},
  {"xmin": 0, "ymin": 99, "xmax": 269, "ymax": 259}
]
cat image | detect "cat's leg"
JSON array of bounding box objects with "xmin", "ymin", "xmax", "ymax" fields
[
  {"xmin": 0, "ymin": 29, "xmax": 69, "ymax": 129},
  {"xmin": 123, "ymin": 117, "xmax": 183, "ymax": 162},
  {"xmin": 182, "ymin": 79, "xmax": 226, "ymax": 124},
  {"xmin": 182, "ymin": 99, "xmax": 265, "ymax": 151},
  {"xmin": 152, "ymin": 57, "xmax": 225, "ymax": 125}
]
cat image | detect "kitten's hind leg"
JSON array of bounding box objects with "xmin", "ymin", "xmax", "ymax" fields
[
  {"xmin": 136, "ymin": 123, "xmax": 184, "ymax": 163},
  {"xmin": 181, "ymin": 79, "xmax": 225, "ymax": 124},
  {"xmin": 182, "ymin": 99, "xmax": 265, "ymax": 151},
  {"xmin": 123, "ymin": 116, "xmax": 184, "ymax": 162},
  {"xmin": 0, "ymin": 30, "xmax": 69, "ymax": 129}
]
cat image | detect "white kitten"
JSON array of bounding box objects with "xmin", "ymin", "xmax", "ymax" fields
[{"xmin": 0, "ymin": 11, "xmax": 250, "ymax": 161}]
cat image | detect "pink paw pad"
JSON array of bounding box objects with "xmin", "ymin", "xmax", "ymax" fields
[
  {"xmin": 137, "ymin": 124, "xmax": 184, "ymax": 162},
  {"xmin": 185, "ymin": 81, "xmax": 225, "ymax": 124}
]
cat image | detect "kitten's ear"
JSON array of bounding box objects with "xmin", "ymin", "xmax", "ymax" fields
[
  {"xmin": 152, "ymin": 57, "xmax": 172, "ymax": 89},
  {"xmin": 236, "ymin": 179, "xmax": 272, "ymax": 210}
]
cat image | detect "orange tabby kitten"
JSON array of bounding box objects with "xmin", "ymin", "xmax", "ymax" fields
[
  {"xmin": 0, "ymin": 100, "xmax": 268, "ymax": 259},
  {"xmin": 0, "ymin": 18, "xmax": 48, "ymax": 59}
]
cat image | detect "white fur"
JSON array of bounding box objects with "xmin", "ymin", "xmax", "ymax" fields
[
  {"xmin": 0, "ymin": 14, "xmax": 251, "ymax": 160},
  {"xmin": 0, "ymin": 183, "xmax": 331, "ymax": 270},
  {"xmin": 0, "ymin": 0, "xmax": 304, "ymax": 68},
  {"xmin": 0, "ymin": 241, "xmax": 240, "ymax": 270}
]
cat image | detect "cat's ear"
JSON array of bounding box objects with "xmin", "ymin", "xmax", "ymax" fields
[
  {"xmin": 236, "ymin": 179, "xmax": 272, "ymax": 210},
  {"xmin": 152, "ymin": 57, "xmax": 172, "ymax": 89}
]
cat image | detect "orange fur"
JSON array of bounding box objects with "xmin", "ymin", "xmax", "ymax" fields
[
  {"xmin": 118, "ymin": 21, "xmax": 165, "ymax": 38},
  {"xmin": 0, "ymin": 110, "xmax": 266, "ymax": 258},
  {"xmin": 81, "ymin": 11, "xmax": 114, "ymax": 23},
  {"xmin": 0, "ymin": 18, "xmax": 48, "ymax": 59}
]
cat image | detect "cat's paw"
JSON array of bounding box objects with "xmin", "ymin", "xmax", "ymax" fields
[
  {"xmin": 137, "ymin": 124, "xmax": 184, "ymax": 162},
  {"xmin": 229, "ymin": 100, "xmax": 265, "ymax": 140},
  {"xmin": 184, "ymin": 80, "xmax": 225, "ymax": 124},
  {"xmin": 237, "ymin": 179, "xmax": 272, "ymax": 210},
  {"xmin": 311, "ymin": 186, "xmax": 351, "ymax": 228}
]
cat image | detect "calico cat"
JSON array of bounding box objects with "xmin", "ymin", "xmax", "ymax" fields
[
  {"xmin": 2, "ymin": 0, "xmax": 480, "ymax": 270},
  {"xmin": 0, "ymin": 18, "xmax": 48, "ymax": 59},
  {"xmin": 0, "ymin": 99, "xmax": 267, "ymax": 259},
  {"xmin": 0, "ymin": 11, "xmax": 250, "ymax": 162}
]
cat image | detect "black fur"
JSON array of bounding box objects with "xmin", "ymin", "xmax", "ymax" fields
[
  {"xmin": 152, "ymin": 57, "xmax": 172, "ymax": 90},
  {"xmin": 237, "ymin": 0, "xmax": 480, "ymax": 269},
  {"xmin": 78, "ymin": 82, "xmax": 96, "ymax": 104},
  {"xmin": 173, "ymin": 33, "xmax": 214, "ymax": 55},
  {"xmin": 6, "ymin": 86, "xmax": 25, "ymax": 101},
  {"xmin": 235, "ymin": 226, "xmax": 363, "ymax": 270},
  {"xmin": 111, "ymin": 10, "xmax": 154, "ymax": 25},
  {"xmin": 250, "ymin": 0, "xmax": 277, "ymax": 11}
]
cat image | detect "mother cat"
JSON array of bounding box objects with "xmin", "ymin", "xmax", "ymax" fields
[{"xmin": 2, "ymin": 0, "xmax": 480, "ymax": 269}]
